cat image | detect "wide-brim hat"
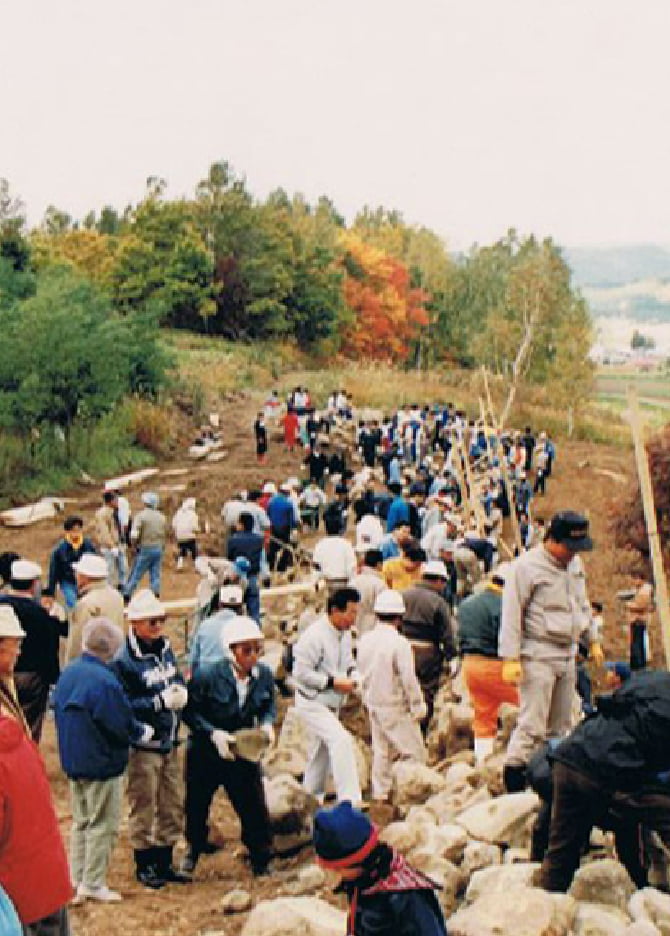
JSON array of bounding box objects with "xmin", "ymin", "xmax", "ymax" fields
[
  {"xmin": 72, "ymin": 553, "xmax": 108, "ymax": 579},
  {"xmin": 0, "ymin": 605, "xmax": 25, "ymax": 639},
  {"xmin": 127, "ymin": 589, "xmax": 166, "ymax": 621}
]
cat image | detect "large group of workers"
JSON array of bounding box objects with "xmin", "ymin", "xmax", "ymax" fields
[{"xmin": 0, "ymin": 387, "xmax": 665, "ymax": 936}]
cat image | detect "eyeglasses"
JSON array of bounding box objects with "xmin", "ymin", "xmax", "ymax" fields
[
  {"xmin": 146, "ymin": 618, "xmax": 165, "ymax": 626},
  {"xmin": 235, "ymin": 643, "xmax": 263, "ymax": 656}
]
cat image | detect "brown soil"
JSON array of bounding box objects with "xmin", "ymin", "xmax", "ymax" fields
[{"xmin": 1, "ymin": 393, "xmax": 655, "ymax": 935}]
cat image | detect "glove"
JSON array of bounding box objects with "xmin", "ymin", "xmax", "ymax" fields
[
  {"xmin": 138, "ymin": 723, "xmax": 154, "ymax": 744},
  {"xmin": 502, "ymin": 660, "xmax": 523, "ymax": 684},
  {"xmin": 211, "ymin": 729, "xmax": 235, "ymax": 760},
  {"xmin": 590, "ymin": 642, "xmax": 605, "ymax": 667},
  {"xmin": 110, "ymin": 547, "xmax": 120, "ymax": 557},
  {"xmin": 290, "ymin": 529, "xmax": 299, "ymax": 545},
  {"xmin": 261, "ymin": 723, "xmax": 275, "ymax": 745},
  {"xmin": 159, "ymin": 684, "xmax": 188, "ymax": 711}
]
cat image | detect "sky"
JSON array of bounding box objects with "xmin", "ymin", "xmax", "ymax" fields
[{"xmin": 3, "ymin": 0, "xmax": 670, "ymax": 251}]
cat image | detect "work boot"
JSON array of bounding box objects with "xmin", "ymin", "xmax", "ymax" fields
[
  {"xmin": 503, "ymin": 763, "xmax": 527, "ymax": 793},
  {"xmin": 154, "ymin": 845, "xmax": 192, "ymax": 884},
  {"xmin": 134, "ymin": 848, "xmax": 166, "ymax": 890}
]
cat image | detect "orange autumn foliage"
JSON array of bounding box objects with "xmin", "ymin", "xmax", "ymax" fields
[{"xmin": 338, "ymin": 231, "xmax": 429, "ymax": 362}]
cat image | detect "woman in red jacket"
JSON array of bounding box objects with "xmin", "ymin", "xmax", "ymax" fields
[
  {"xmin": 0, "ymin": 713, "xmax": 73, "ymax": 934},
  {"xmin": 282, "ymin": 406, "xmax": 300, "ymax": 452}
]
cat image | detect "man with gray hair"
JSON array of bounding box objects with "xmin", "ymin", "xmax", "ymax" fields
[{"xmin": 53, "ymin": 617, "xmax": 153, "ymax": 904}]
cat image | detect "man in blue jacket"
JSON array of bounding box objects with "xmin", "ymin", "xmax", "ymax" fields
[
  {"xmin": 266, "ymin": 483, "xmax": 297, "ymax": 573},
  {"xmin": 182, "ymin": 616, "xmax": 276, "ymax": 876},
  {"xmin": 53, "ymin": 617, "xmax": 152, "ymax": 904},
  {"xmin": 112, "ymin": 590, "xmax": 190, "ymax": 889}
]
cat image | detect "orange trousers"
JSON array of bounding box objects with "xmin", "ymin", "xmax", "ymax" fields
[{"xmin": 463, "ymin": 654, "xmax": 520, "ymax": 738}]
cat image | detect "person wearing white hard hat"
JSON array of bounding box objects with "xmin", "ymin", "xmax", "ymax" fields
[
  {"xmin": 401, "ymin": 560, "xmax": 456, "ymax": 734},
  {"xmin": 1, "ymin": 560, "xmax": 63, "ymax": 741},
  {"xmin": 112, "ymin": 590, "xmax": 189, "ymax": 889},
  {"xmin": 189, "ymin": 584, "xmax": 244, "ymax": 675},
  {"xmin": 69, "ymin": 553, "xmax": 125, "ymax": 663},
  {"xmin": 358, "ymin": 590, "xmax": 427, "ymax": 801},
  {"xmin": 124, "ymin": 493, "xmax": 167, "ymax": 600},
  {"xmin": 457, "ymin": 563, "xmax": 519, "ymax": 765},
  {"xmin": 0, "ymin": 605, "xmax": 28, "ymax": 731},
  {"xmin": 183, "ymin": 616, "xmax": 275, "ymax": 876}
]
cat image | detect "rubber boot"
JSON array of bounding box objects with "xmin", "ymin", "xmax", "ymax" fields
[
  {"xmin": 154, "ymin": 845, "xmax": 191, "ymax": 884},
  {"xmin": 134, "ymin": 848, "xmax": 166, "ymax": 890},
  {"xmin": 503, "ymin": 763, "xmax": 527, "ymax": 793},
  {"xmin": 474, "ymin": 737, "xmax": 494, "ymax": 766}
]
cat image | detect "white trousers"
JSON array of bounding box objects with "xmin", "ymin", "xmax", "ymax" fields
[
  {"xmin": 368, "ymin": 707, "xmax": 426, "ymax": 799},
  {"xmin": 296, "ymin": 699, "xmax": 362, "ymax": 804}
]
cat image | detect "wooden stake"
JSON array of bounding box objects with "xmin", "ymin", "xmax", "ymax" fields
[
  {"xmin": 481, "ymin": 368, "xmax": 524, "ymax": 554},
  {"xmin": 626, "ymin": 387, "xmax": 670, "ymax": 669}
]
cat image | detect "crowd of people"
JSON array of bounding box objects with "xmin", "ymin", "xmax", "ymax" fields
[{"xmin": 0, "ymin": 390, "xmax": 665, "ymax": 936}]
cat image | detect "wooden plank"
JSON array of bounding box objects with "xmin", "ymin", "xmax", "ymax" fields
[
  {"xmin": 159, "ymin": 579, "xmax": 320, "ymax": 617},
  {"xmin": 626, "ymin": 387, "xmax": 670, "ymax": 669}
]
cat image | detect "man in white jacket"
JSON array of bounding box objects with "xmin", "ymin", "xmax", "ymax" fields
[
  {"xmin": 357, "ymin": 590, "xmax": 427, "ymax": 801},
  {"xmin": 172, "ymin": 498, "xmax": 200, "ymax": 570},
  {"xmin": 312, "ymin": 518, "xmax": 357, "ymax": 594},
  {"xmin": 292, "ymin": 587, "xmax": 362, "ymax": 805}
]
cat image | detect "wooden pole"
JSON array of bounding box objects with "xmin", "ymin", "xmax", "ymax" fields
[
  {"xmin": 626, "ymin": 387, "xmax": 670, "ymax": 669},
  {"xmin": 481, "ymin": 367, "xmax": 523, "ymax": 554}
]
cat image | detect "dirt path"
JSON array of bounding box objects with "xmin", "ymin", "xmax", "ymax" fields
[{"xmin": 3, "ymin": 397, "xmax": 653, "ymax": 935}]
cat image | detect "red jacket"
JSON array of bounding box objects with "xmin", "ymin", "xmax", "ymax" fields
[{"xmin": 0, "ymin": 716, "xmax": 73, "ymax": 923}]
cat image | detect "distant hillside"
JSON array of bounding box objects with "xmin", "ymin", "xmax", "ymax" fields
[{"xmin": 564, "ymin": 244, "xmax": 670, "ymax": 288}]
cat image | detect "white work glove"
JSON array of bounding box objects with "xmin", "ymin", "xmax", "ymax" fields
[
  {"xmin": 159, "ymin": 684, "xmax": 188, "ymax": 711},
  {"xmin": 110, "ymin": 547, "xmax": 120, "ymax": 557},
  {"xmin": 261, "ymin": 723, "xmax": 275, "ymax": 745},
  {"xmin": 211, "ymin": 729, "xmax": 235, "ymax": 760},
  {"xmin": 138, "ymin": 723, "xmax": 155, "ymax": 744}
]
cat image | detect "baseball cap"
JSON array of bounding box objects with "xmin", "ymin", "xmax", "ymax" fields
[{"xmin": 548, "ymin": 511, "xmax": 593, "ymax": 552}]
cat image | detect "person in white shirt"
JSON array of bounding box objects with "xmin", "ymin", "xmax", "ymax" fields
[
  {"xmin": 358, "ymin": 590, "xmax": 427, "ymax": 801},
  {"xmin": 355, "ymin": 512, "xmax": 384, "ymax": 553},
  {"xmin": 348, "ymin": 549, "xmax": 386, "ymax": 639},
  {"xmin": 299, "ymin": 482, "xmax": 328, "ymax": 531},
  {"xmin": 312, "ymin": 517, "xmax": 357, "ymax": 594},
  {"xmin": 292, "ymin": 587, "xmax": 362, "ymax": 805},
  {"xmin": 172, "ymin": 498, "xmax": 200, "ymax": 570}
]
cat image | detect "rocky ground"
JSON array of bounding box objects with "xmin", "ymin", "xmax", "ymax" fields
[{"xmin": 2, "ymin": 390, "xmax": 664, "ymax": 936}]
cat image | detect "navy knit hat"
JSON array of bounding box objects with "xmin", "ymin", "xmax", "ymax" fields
[{"xmin": 313, "ymin": 801, "xmax": 378, "ymax": 869}]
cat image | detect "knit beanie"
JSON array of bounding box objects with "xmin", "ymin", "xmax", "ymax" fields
[{"xmin": 313, "ymin": 801, "xmax": 379, "ymax": 869}]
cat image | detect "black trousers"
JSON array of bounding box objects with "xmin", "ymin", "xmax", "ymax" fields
[
  {"xmin": 540, "ymin": 762, "xmax": 670, "ymax": 892},
  {"xmin": 267, "ymin": 526, "xmax": 292, "ymax": 572},
  {"xmin": 14, "ymin": 671, "xmax": 50, "ymax": 743},
  {"xmin": 184, "ymin": 739, "xmax": 272, "ymax": 862}
]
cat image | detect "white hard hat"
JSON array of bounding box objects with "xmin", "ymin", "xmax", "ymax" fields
[
  {"xmin": 11, "ymin": 559, "xmax": 42, "ymax": 581},
  {"xmin": 219, "ymin": 584, "xmax": 244, "ymax": 606},
  {"xmin": 142, "ymin": 492, "xmax": 159, "ymax": 508},
  {"xmin": 422, "ymin": 560, "xmax": 449, "ymax": 579},
  {"xmin": 127, "ymin": 589, "xmax": 166, "ymax": 621},
  {"xmin": 0, "ymin": 605, "xmax": 25, "ymax": 639},
  {"xmin": 222, "ymin": 616, "xmax": 264, "ymax": 649},
  {"xmin": 262, "ymin": 482, "xmax": 276, "ymax": 495},
  {"xmin": 72, "ymin": 554, "xmax": 108, "ymax": 579},
  {"xmin": 374, "ymin": 589, "xmax": 406, "ymax": 615}
]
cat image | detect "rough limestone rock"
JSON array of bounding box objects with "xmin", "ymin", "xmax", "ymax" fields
[
  {"xmin": 428, "ymin": 701, "xmax": 475, "ymax": 761},
  {"xmin": 465, "ymin": 863, "xmax": 540, "ymax": 903},
  {"xmin": 573, "ymin": 901, "xmax": 630, "ymax": 936},
  {"xmin": 264, "ymin": 708, "xmax": 311, "ymax": 779},
  {"xmin": 285, "ymin": 864, "xmax": 327, "ymax": 896},
  {"xmin": 461, "ymin": 840, "xmax": 503, "ymax": 877},
  {"xmin": 221, "ymin": 889, "xmax": 253, "ymax": 914},
  {"xmin": 423, "ymin": 786, "xmax": 491, "ymax": 824},
  {"xmin": 496, "ymin": 702, "xmax": 519, "ymax": 748},
  {"xmin": 505, "ymin": 847, "xmax": 531, "ymax": 864},
  {"xmin": 456, "ymin": 792, "xmax": 539, "ymax": 846},
  {"xmin": 569, "ymin": 859, "xmax": 636, "ymax": 912},
  {"xmin": 259, "ymin": 639, "xmax": 283, "ymax": 676},
  {"xmin": 625, "ymin": 923, "xmax": 663, "ymax": 936},
  {"xmin": 263, "ymin": 773, "xmax": 317, "ymax": 854},
  {"xmin": 391, "ymin": 761, "xmax": 447, "ymax": 811},
  {"xmin": 431, "ymin": 823, "xmax": 469, "ymax": 862},
  {"xmin": 629, "ymin": 888, "xmax": 670, "ymax": 935},
  {"xmin": 241, "ymin": 897, "xmax": 346, "ymax": 936},
  {"xmin": 445, "ymin": 761, "xmax": 477, "ymax": 790},
  {"xmin": 448, "ymin": 887, "xmax": 576, "ymax": 936},
  {"xmin": 352, "ymin": 736, "xmax": 371, "ymax": 793},
  {"xmin": 380, "ymin": 820, "xmax": 425, "ymax": 853},
  {"xmin": 405, "ymin": 804, "xmax": 440, "ymax": 827}
]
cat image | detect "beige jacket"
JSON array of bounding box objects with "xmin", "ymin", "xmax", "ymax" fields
[
  {"xmin": 358, "ymin": 623, "xmax": 425, "ymax": 718},
  {"xmin": 69, "ymin": 581, "xmax": 125, "ymax": 660},
  {"xmin": 499, "ymin": 545, "xmax": 593, "ymax": 661},
  {"xmin": 131, "ymin": 507, "xmax": 167, "ymax": 548},
  {"xmin": 349, "ymin": 568, "xmax": 386, "ymax": 638},
  {"xmin": 95, "ymin": 504, "xmax": 120, "ymax": 550}
]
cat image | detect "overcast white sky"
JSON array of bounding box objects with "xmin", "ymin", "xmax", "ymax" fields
[{"xmin": 3, "ymin": 0, "xmax": 669, "ymax": 250}]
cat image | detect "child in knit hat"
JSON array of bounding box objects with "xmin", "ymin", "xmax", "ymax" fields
[{"xmin": 313, "ymin": 801, "xmax": 447, "ymax": 935}]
